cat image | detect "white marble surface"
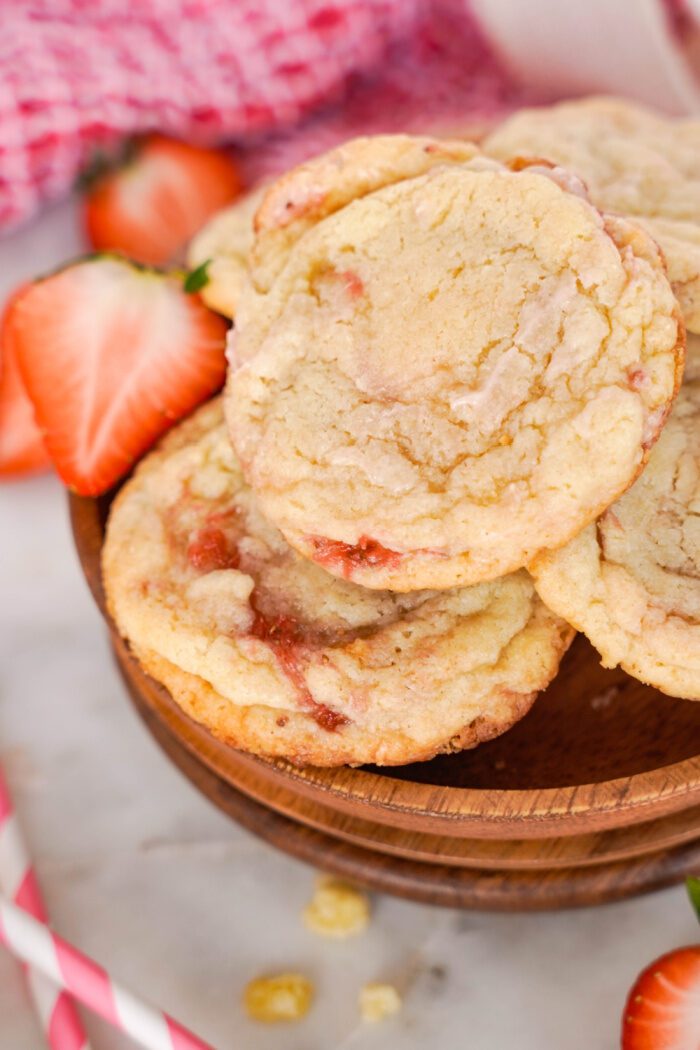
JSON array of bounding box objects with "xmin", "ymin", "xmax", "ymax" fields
[{"xmin": 0, "ymin": 203, "xmax": 692, "ymax": 1050}]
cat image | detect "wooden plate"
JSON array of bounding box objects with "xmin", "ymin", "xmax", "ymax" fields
[
  {"xmin": 119, "ymin": 652, "xmax": 700, "ymax": 910},
  {"xmin": 70, "ymin": 489, "xmax": 700, "ymax": 908}
]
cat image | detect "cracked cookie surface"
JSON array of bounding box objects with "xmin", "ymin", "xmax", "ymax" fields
[
  {"xmin": 484, "ymin": 97, "xmax": 700, "ymax": 333},
  {"xmin": 188, "ymin": 135, "xmax": 483, "ymax": 321},
  {"xmin": 247, "ymin": 134, "xmax": 483, "ymax": 295},
  {"xmin": 533, "ymin": 381, "xmax": 700, "ymax": 699},
  {"xmin": 102, "ymin": 399, "xmax": 573, "ymax": 766},
  {"xmin": 227, "ymin": 140, "xmax": 683, "ymax": 591}
]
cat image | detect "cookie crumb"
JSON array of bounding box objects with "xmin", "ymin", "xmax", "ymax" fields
[
  {"xmin": 303, "ymin": 874, "xmax": 370, "ymax": 938},
  {"xmin": 243, "ymin": 973, "xmax": 313, "ymax": 1023},
  {"xmin": 359, "ymin": 983, "xmax": 402, "ymax": 1022}
]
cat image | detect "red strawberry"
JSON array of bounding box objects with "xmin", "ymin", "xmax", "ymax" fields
[
  {"xmin": 10, "ymin": 255, "xmax": 228, "ymax": 495},
  {"xmin": 83, "ymin": 135, "xmax": 243, "ymax": 266},
  {"xmin": 622, "ymin": 945, "xmax": 700, "ymax": 1049},
  {"xmin": 0, "ymin": 285, "xmax": 51, "ymax": 477}
]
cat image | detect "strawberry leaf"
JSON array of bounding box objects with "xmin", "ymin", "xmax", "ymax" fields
[
  {"xmin": 184, "ymin": 260, "xmax": 211, "ymax": 294},
  {"xmin": 686, "ymin": 876, "xmax": 700, "ymax": 923}
]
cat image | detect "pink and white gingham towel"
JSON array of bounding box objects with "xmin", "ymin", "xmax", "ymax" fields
[{"xmin": 0, "ymin": 0, "xmax": 522, "ymax": 231}]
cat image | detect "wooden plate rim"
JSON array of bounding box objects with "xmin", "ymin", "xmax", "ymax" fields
[
  {"xmin": 125, "ymin": 657, "xmax": 700, "ymax": 911},
  {"xmin": 121, "ymin": 635, "xmax": 700, "ymax": 868}
]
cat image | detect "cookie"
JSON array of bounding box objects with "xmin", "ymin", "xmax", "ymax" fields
[
  {"xmin": 642, "ymin": 218, "xmax": 700, "ymax": 335},
  {"xmin": 533, "ymin": 381, "xmax": 700, "ymax": 699},
  {"xmin": 187, "ymin": 185, "xmax": 267, "ymax": 319},
  {"xmin": 227, "ymin": 139, "xmax": 683, "ymax": 591},
  {"xmin": 484, "ymin": 97, "xmax": 700, "ymax": 333},
  {"xmin": 188, "ymin": 135, "xmax": 491, "ymax": 322},
  {"xmin": 103, "ymin": 399, "xmax": 573, "ymax": 767}
]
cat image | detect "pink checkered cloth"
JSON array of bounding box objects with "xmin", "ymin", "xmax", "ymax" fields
[{"xmin": 0, "ymin": 0, "xmax": 526, "ymax": 231}]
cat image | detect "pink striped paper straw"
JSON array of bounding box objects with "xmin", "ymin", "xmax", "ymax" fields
[
  {"xmin": 0, "ymin": 895, "xmax": 212, "ymax": 1050},
  {"xmin": 0, "ymin": 771, "xmax": 89, "ymax": 1050}
]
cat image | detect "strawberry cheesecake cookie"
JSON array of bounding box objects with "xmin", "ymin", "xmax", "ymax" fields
[
  {"xmin": 533, "ymin": 380, "xmax": 700, "ymax": 700},
  {"xmin": 247, "ymin": 133, "xmax": 482, "ymax": 294},
  {"xmin": 189, "ymin": 134, "xmax": 483, "ymax": 320},
  {"xmin": 103, "ymin": 399, "xmax": 573, "ymax": 767},
  {"xmin": 226, "ymin": 136, "xmax": 683, "ymax": 591},
  {"xmin": 484, "ymin": 97, "xmax": 700, "ymax": 332}
]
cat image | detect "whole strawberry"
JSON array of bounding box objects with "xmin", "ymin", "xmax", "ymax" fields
[{"xmin": 83, "ymin": 135, "xmax": 243, "ymax": 266}]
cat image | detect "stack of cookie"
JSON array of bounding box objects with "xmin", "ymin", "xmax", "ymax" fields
[{"xmin": 104, "ymin": 99, "xmax": 697, "ymax": 768}]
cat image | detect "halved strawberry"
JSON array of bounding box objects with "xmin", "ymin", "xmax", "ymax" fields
[
  {"xmin": 622, "ymin": 878, "xmax": 700, "ymax": 1049},
  {"xmin": 0, "ymin": 285, "xmax": 51, "ymax": 477},
  {"xmin": 9, "ymin": 255, "xmax": 228, "ymax": 495},
  {"xmin": 83, "ymin": 135, "xmax": 243, "ymax": 266},
  {"xmin": 622, "ymin": 945, "xmax": 700, "ymax": 1049}
]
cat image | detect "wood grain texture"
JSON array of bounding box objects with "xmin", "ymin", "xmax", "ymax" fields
[
  {"xmin": 112, "ymin": 632, "xmax": 700, "ymax": 871},
  {"xmin": 70, "ymin": 489, "xmax": 700, "ymax": 908},
  {"xmin": 122, "ymin": 653, "xmax": 700, "ymax": 910}
]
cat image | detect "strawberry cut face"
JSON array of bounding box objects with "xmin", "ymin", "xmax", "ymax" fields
[
  {"xmin": 84, "ymin": 135, "xmax": 243, "ymax": 266},
  {"xmin": 9, "ymin": 255, "xmax": 228, "ymax": 495},
  {"xmin": 622, "ymin": 945, "xmax": 700, "ymax": 1050}
]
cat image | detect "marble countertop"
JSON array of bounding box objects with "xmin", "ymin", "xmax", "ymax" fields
[{"xmin": 0, "ymin": 202, "xmax": 691, "ymax": 1050}]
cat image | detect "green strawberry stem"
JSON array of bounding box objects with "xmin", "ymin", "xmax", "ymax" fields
[
  {"xmin": 686, "ymin": 876, "xmax": 700, "ymax": 923},
  {"xmin": 184, "ymin": 260, "xmax": 211, "ymax": 294}
]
